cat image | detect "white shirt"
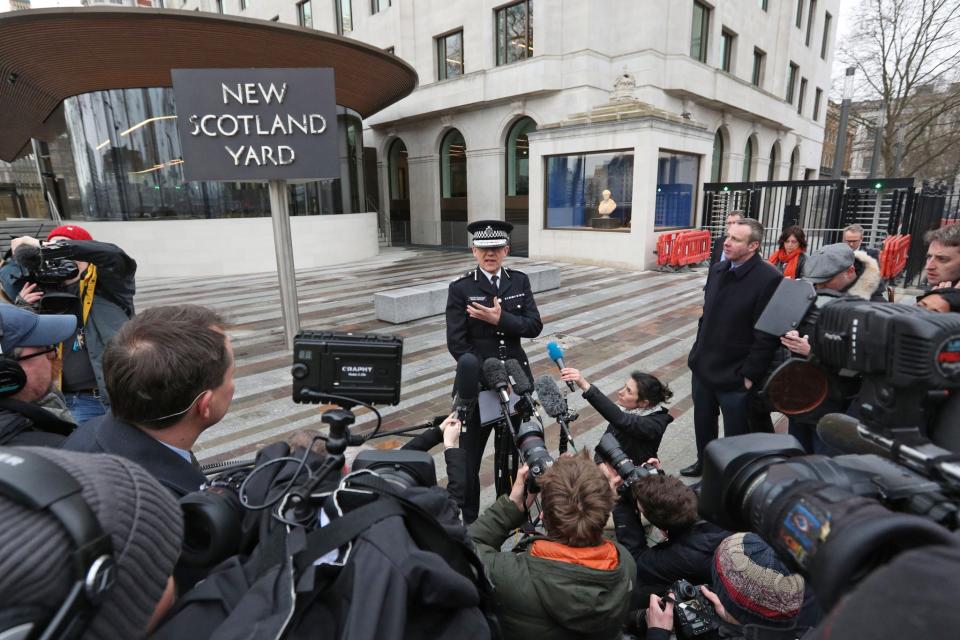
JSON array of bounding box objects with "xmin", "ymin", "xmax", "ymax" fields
[{"xmin": 480, "ymin": 267, "xmax": 503, "ymax": 287}]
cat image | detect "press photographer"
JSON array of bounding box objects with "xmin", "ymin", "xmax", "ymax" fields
[
  {"xmin": 469, "ymin": 452, "xmax": 635, "ymax": 640},
  {"xmin": 599, "ymin": 443, "xmax": 728, "ymax": 607},
  {"xmin": 6, "ymin": 225, "xmax": 137, "ymax": 423}
]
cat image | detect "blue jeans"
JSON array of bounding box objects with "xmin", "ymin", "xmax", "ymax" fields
[{"xmin": 64, "ymin": 392, "xmax": 107, "ymax": 425}]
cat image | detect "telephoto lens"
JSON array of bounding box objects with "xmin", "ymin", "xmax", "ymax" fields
[
  {"xmin": 596, "ymin": 432, "xmax": 664, "ymax": 493},
  {"xmin": 515, "ymin": 421, "xmax": 553, "ymax": 491}
]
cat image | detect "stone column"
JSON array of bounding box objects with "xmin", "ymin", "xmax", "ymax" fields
[
  {"xmin": 466, "ymin": 147, "xmax": 505, "ymax": 222},
  {"xmin": 407, "ymin": 153, "xmax": 441, "ymax": 245}
]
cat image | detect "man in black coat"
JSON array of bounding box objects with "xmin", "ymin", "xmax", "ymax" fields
[
  {"xmin": 683, "ymin": 218, "xmax": 781, "ymax": 476},
  {"xmin": 63, "ymin": 304, "xmax": 235, "ymax": 497},
  {"xmin": 445, "ymin": 219, "xmax": 543, "ymax": 522},
  {"xmin": 709, "ymin": 210, "xmax": 744, "ymax": 266}
]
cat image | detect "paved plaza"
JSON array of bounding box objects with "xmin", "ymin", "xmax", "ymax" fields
[{"xmin": 137, "ymin": 247, "xmax": 711, "ymax": 506}]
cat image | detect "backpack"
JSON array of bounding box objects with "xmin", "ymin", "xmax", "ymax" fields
[{"xmin": 154, "ymin": 470, "xmax": 500, "ymax": 640}]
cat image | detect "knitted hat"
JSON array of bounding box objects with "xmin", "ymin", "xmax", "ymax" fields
[
  {"xmin": 711, "ymin": 532, "xmax": 805, "ymax": 628},
  {"xmin": 46, "ymin": 225, "xmax": 93, "ymax": 242},
  {"xmin": 0, "ymin": 448, "xmax": 183, "ymax": 639}
]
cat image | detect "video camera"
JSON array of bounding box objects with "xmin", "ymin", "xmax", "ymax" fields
[
  {"xmin": 703, "ymin": 300, "xmax": 960, "ymax": 611},
  {"xmin": 595, "ymin": 432, "xmax": 664, "ymax": 496},
  {"xmin": 9, "ymin": 241, "xmax": 82, "ymax": 315},
  {"xmin": 180, "ymin": 331, "xmax": 445, "ymax": 568}
]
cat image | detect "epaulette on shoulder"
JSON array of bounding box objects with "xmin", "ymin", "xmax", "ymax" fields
[
  {"xmin": 452, "ymin": 270, "xmax": 473, "ymax": 283},
  {"xmin": 503, "ymin": 266, "xmax": 523, "ymax": 277}
]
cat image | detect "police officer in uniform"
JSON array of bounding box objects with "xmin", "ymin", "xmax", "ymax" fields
[{"xmin": 446, "ymin": 220, "xmax": 543, "ymax": 522}]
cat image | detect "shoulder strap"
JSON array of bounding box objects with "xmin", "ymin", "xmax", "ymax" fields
[
  {"xmin": 0, "ymin": 397, "xmax": 74, "ymax": 436},
  {"xmin": 293, "ymin": 498, "xmax": 405, "ymax": 574}
]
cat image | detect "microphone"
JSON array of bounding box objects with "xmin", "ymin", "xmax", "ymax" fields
[
  {"xmin": 505, "ymin": 359, "xmax": 540, "ymax": 422},
  {"xmin": 535, "ymin": 375, "xmax": 569, "ymax": 420},
  {"xmin": 482, "ymin": 358, "xmax": 512, "ymax": 406},
  {"xmin": 452, "ymin": 353, "xmax": 480, "ymax": 431},
  {"xmin": 535, "ymin": 375, "xmax": 578, "ymax": 452},
  {"xmin": 816, "ymin": 413, "xmax": 891, "ymax": 457},
  {"xmin": 546, "ymin": 342, "xmax": 576, "ymax": 391}
]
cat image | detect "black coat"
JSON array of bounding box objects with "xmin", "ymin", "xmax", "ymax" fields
[
  {"xmin": 0, "ymin": 399, "xmax": 74, "ymax": 447},
  {"xmin": 61, "ymin": 412, "xmax": 206, "ymax": 497},
  {"xmin": 688, "ymin": 253, "xmax": 782, "ymax": 390},
  {"xmin": 583, "ymin": 385, "xmax": 672, "ymax": 465},
  {"xmin": 613, "ymin": 500, "xmax": 730, "ymax": 608},
  {"xmin": 446, "ymin": 266, "xmax": 543, "ymax": 381}
]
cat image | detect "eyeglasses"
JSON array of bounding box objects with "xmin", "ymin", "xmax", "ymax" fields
[{"xmin": 14, "ymin": 346, "xmax": 57, "ymax": 362}]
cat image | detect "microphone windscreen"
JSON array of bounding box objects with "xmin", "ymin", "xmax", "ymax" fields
[
  {"xmin": 482, "ymin": 358, "xmax": 509, "ymax": 389},
  {"xmin": 504, "ymin": 359, "xmax": 532, "ymax": 395},
  {"xmin": 816, "ymin": 413, "xmax": 890, "ymax": 458},
  {"xmin": 13, "ymin": 244, "xmax": 41, "ymax": 270},
  {"xmin": 454, "ymin": 353, "xmax": 481, "ymax": 402},
  {"xmin": 535, "ymin": 375, "xmax": 566, "ymax": 418},
  {"xmin": 546, "ymin": 341, "xmax": 564, "ymax": 363}
]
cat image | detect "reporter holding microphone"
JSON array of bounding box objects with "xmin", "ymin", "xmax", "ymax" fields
[{"xmin": 560, "ymin": 367, "xmax": 673, "ymax": 465}]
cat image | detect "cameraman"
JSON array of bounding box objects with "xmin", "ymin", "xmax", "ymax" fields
[
  {"xmin": 469, "ymin": 451, "xmax": 636, "ymax": 640},
  {"xmin": 609, "ymin": 460, "xmax": 729, "ymax": 607},
  {"xmin": 397, "ymin": 411, "xmax": 468, "ymax": 512},
  {"xmin": 645, "ymin": 532, "xmax": 814, "ymax": 640},
  {"xmin": 9, "ymin": 225, "xmax": 136, "ymax": 424}
]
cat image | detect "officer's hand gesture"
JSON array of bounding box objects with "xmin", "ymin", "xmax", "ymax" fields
[{"xmin": 467, "ymin": 296, "xmax": 502, "ymax": 326}]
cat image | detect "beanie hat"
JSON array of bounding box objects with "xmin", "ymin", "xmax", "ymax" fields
[
  {"xmin": 46, "ymin": 225, "xmax": 93, "ymax": 242},
  {"xmin": 0, "ymin": 448, "xmax": 183, "ymax": 639},
  {"xmin": 711, "ymin": 532, "xmax": 805, "ymax": 628}
]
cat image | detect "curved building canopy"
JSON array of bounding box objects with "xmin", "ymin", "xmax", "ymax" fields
[{"xmin": 0, "ymin": 6, "xmax": 418, "ymax": 161}]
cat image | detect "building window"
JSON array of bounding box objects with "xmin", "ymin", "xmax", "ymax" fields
[
  {"xmin": 691, "ymin": 1, "xmax": 710, "ymax": 63},
  {"xmin": 711, "ymin": 130, "xmax": 724, "ymax": 182},
  {"xmin": 752, "ymin": 48, "xmax": 766, "ymax": 87},
  {"xmin": 813, "ymin": 87, "xmax": 823, "ymax": 121},
  {"xmin": 436, "ymin": 30, "xmax": 464, "ymax": 81},
  {"xmin": 440, "ymin": 129, "xmax": 467, "ymax": 198},
  {"xmin": 240, "ymin": 0, "xmax": 247, "ymax": 10},
  {"xmin": 388, "ymin": 138, "xmax": 408, "ymax": 201},
  {"xmin": 795, "ymin": 0, "xmax": 804, "ymax": 28},
  {"xmin": 786, "ymin": 62, "xmax": 799, "ymax": 103},
  {"xmin": 495, "ymin": 0, "xmax": 533, "ymax": 66},
  {"xmin": 720, "ymin": 29, "xmax": 735, "ymax": 73},
  {"xmin": 656, "ymin": 151, "xmax": 699, "ymax": 230},
  {"xmin": 768, "ymin": 144, "xmax": 778, "ymax": 180},
  {"xmin": 506, "ymin": 117, "xmax": 536, "ymax": 196},
  {"xmin": 743, "ymin": 138, "xmax": 755, "ymax": 181},
  {"xmin": 215, "ymin": 0, "xmax": 223, "ymax": 13},
  {"xmin": 545, "ymin": 151, "xmax": 633, "ymax": 230},
  {"xmin": 797, "ymin": 77, "xmax": 807, "ymax": 114},
  {"xmin": 336, "ymin": 0, "xmax": 352, "ymax": 34},
  {"xmin": 789, "ymin": 146, "xmax": 800, "ymax": 179},
  {"xmin": 821, "ymin": 12, "xmax": 832, "ymax": 59},
  {"xmin": 371, "ymin": 0, "xmax": 390, "ymax": 13},
  {"xmin": 758, "ymin": 0, "xmax": 768, "ymax": 10},
  {"xmin": 297, "ymin": 1, "xmax": 313, "ymax": 28},
  {"xmin": 805, "ymin": 0, "xmax": 817, "ymax": 46}
]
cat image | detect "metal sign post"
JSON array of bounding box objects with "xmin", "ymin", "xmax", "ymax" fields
[
  {"xmin": 269, "ymin": 180, "xmax": 300, "ymax": 349},
  {"xmin": 171, "ymin": 68, "xmax": 339, "ymax": 350}
]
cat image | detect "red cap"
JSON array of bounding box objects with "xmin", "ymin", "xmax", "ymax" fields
[{"xmin": 46, "ymin": 225, "xmax": 92, "ymax": 242}]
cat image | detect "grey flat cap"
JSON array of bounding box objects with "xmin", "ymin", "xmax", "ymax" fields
[{"xmin": 802, "ymin": 243, "xmax": 855, "ymax": 284}]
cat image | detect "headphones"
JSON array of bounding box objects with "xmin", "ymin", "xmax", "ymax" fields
[
  {"xmin": 0, "ymin": 448, "xmax": 115, "ymax": 640},
  {"xmin": 0, "ymin": 324, "xmax": 27, "ymax": 398}
]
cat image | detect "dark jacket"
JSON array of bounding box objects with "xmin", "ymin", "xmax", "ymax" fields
[
  {"xmin": 402, "ymin": 426, "xmax": 467, "ymax": 511},
  {"xmin": 469, "ymin": 495, "xmax": 636, "ymax": 640},
  {"xmin": 613, "ymin": 499, "xmax": 730, "ymax": 607},
  {"xmin": 688, "ymin": 253, "xmax": 782, "ymax": 390},
  {"xmin": 0, "ymin": 399, "xmax": 75, "ymax": 447},
  {"xmin": 61, "ymin": 412, "xmax": 206, "ymax": 497},
  {"xmin": 446, "ymin": 266, "xmax": 543, "ymax": 381},
  {"xmin": 67, "ymin": 240, "xmax": 137, "ymax": 404},
  {"xmin": 583, "ymin": 385, "xmax": 672, "ymax": 464},
  {"xmin": 710, "ymin": 235, "xmax": 724, "ymax": 266}
]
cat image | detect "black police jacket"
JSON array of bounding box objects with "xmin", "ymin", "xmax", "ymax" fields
[{"xmin": 445, "ymin": 266, "xmax": 543, "ymax": 380}]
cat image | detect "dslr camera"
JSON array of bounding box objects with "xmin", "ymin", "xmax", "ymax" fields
[
  {"xmin": 667, "ymin": 579, "xmax": 721, "ymax": 640},
  {"xmin": 595, "ymin": 432, "xmax": 664, "ymax": 495}
]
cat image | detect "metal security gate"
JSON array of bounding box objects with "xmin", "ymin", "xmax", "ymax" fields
[
  {"xmin": 701, "ymin": 180, "xmax": 845, "ymax": 257},
  {"xmin": 839, "ymin": 178, "xmax": 916, "ymax": 248}
]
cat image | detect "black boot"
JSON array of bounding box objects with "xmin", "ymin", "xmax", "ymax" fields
[{"xmin": 679, "ymin": 461, "xmax": 703, "ymax": 477}]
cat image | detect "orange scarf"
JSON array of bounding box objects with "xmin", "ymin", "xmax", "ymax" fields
[
  {"xmin": 769, "ymin": 247, "xmax": 804, "ymax": 279},
  {"xmin": 529, "ymin": 539, "xmax": 620, "ymax": 570}
]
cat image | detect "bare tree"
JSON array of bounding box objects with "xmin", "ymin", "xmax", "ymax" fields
[{"xmin": 840, "ymin": 0, "xmax": 960, "ymax": 182}]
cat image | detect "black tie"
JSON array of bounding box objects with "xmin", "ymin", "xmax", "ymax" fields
[{"xmin": 491, "ymin": 275, "xmax": 499, "ymax": 291}]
